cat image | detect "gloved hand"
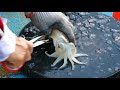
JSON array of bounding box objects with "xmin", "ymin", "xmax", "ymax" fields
[{"xmin": 24, "ymin": 12, "xmax": 76, "ymax": 45}]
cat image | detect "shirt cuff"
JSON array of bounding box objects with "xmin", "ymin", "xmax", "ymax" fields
[{"xmin": 0, "ymin": 22, "xmax": 16, "ymax": 62}]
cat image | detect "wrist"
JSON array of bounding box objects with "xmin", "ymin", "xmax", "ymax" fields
[{"xmin": 1, "ymin": 61, "xmax": 25, "ymax": 72}]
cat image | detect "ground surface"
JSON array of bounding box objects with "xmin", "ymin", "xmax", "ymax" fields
[{"xmin": 19, "ymin": 12, "xmax": 120, "ymax": 78}]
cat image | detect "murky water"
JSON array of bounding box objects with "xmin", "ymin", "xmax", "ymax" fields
[{"xmin": 20, "ymin": 12, "xmax": 120, "ymax": 78}]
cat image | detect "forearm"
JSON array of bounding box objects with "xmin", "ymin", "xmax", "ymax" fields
[{"xmin": 0, "ymin": 17, "xmax": 16, "ymax": 62}]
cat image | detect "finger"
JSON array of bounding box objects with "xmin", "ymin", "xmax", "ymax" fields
[
  {"xmin": 23, "ymin": 44, "xmax": 32, "ymax": 62},
  {"xmin": 25, "ymin": 50, "xmax": 32, "ymax": 61},
  {"xmin": 17, "ymin": 37, "xmax": 28, "ymax": 47},
  {"xmin": 19, "ymin": 37, "xmax": 34, "ymax": 54},
  {"xmin": 17, "ymin": 37, "xmax": 32, "ymax": 61},
  {"xmin": 26, "ymin": 40, "xmax": 34, "ymax": 54},
  {"xmin": 18, "ymin": 37, "xmax": 26, "ymax": 41}
]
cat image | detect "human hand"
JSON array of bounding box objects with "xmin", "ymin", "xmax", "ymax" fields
[{"xmin": 5, "ymin": 37, "xmax": 33, "ymax": 69}]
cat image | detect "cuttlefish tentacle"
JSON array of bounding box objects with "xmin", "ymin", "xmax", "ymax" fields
[
  {"xmin": 45, "ymin": 51, "xmax": 58, "ymax": 58},
  {"xmin": 51, "ymin": 55, "xmax": 63, "ymax": 67},
  {"xmin": 75, "ymin": 53, "xmax": 88, "ymax": 57},
  {"xmin": 59, "ymin": 56, "xmax": 68, "ymax": 69},
  {"xmin": 68, "ymin": 56, "xmax": 75, "ymax": 70},
  {"xmin": 72, "ymin": 56, "xmax": 85, "ymax": 64}
]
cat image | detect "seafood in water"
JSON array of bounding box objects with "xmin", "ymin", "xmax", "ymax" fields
[{"xmin": 45, "ymin": 29, "xmax": 88, "ymax": 70}]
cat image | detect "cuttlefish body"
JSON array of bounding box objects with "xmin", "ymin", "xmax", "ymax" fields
[{"xmin": 45, "ymin": 29, "xmax": 88, "ymax": 70}]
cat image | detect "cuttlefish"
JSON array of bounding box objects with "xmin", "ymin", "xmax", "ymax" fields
[{"xmin": 45, "ymin": 29, "xmax": 88, "ymax": 70}]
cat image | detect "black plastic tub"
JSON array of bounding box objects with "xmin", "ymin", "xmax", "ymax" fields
[{"xmin": 19, "ymin": 12, "xmax": 120, "ymax": 78}]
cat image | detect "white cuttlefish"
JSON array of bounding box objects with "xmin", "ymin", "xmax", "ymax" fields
[{"xmin": 45, "ymin": 29, "xmax": 88, "ymax": 70}]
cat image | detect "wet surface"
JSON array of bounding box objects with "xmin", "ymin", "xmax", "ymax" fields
[{"xmin": 19, "ymin": 12, "xmax": 120, "ymax": 78}]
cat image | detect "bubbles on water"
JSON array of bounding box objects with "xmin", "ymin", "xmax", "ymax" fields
[
  {"xmin": 89, "ymin": 34, "xmax": 96, "ymax": 39},
  {"xmin": 90, "ymin": 23, "xmax": 95, "ymax": 27},
  {"xmin": 77, "ymin": 44, "xmax": 84, "ymax": 50},
  {"xmin": 70, "ymin": 14, "xmax": 76, "ymax": 20},
  {"xmin": 100, "ymin": 63, "xmax": 105, "ymax": 65},
  {"xmin": 83, "ymin": 20, "xmax": 95, "ymax": 28},
  {"xmin": 100, "ymin": 69, "xmax": 104, "ymax": 72},
  {"xmin": 80, "ymin": 65, "xmax": 86, "ymax": 69},
  {"xmin": 114, "ymin": 67, "xmax": 119, "ymax": 71},
  {"xmin": 97, "ymin": 65, "xmax": 101, "ymax": 68},
  {"xmin": 88, "ymin": 18, "xmax": 96, "ymax": 23},
  {"xmin": 96, "ymin": 27, "xmax": 101, "ymax": 30},
  {"xmin": 106, "ymin": 47, "xmax": 112, "ymax": 51},
  {"xmin": 96, "ymin": 19, "xmax": 108, "ymax": 24},
  {"xmin": 29, "ymin": 28, "xmax": 33, "ymax": 32},
  {"xmin": 95, "ymin": 48, "xmax": 107, "ymax": 54},
  {"xmin": 116, "ymin": 63, "xmax": 120, "ymax": 66},
  {"xmin": 108, "ymin": 68, "xmax": 112, "ymax": 72},
  {"xmin": 79, "ymin": 27, "xmax": 86, "ymax": 31},
  {"xmin": 98, "ymin": 57, "xmax": 102, "ymax": 60},
  {"xmin": 95, "ymin": 71, "xmax": 100, "ymax": 74},
  {"xmin": 51, "ymin": 66, "xmax": 58, "ymax": 70},
  {"xmin": 110, "ymin": 54, "xmax": 118, "ymax": 57},
  {"xmin": 81, "ymin": 30, "xmax": 88, "ymax": 36},
  {"xmin": 54, "ymin": 72, "xmax": 60, "ymax": 77},
  {"xmin": 83, "ymin": 42, "xmax": 94, "ymax": 47},
  {"xmin": 99, "ymin": 25, "xmax": 105, "ymax": 29},
  {"xmin": 76, "ymin": 22, "xmax": 82, "ymax": 26},
  {"xmin": 79, "ymin": 12, "xmax": 89, "ymax": 15},
  {"xmin": 24, "ymin": 28, "xmax": 29, "ymax": 33},
  {"xmin": 105, "ymin": 28, "xmax": 110, "ymax": 32},
  {"xmin": 104, "ymin": 34, "xmax": 111, "ymax": 39},
  {"xmin": 110, "ymin": 29, "xmax": 120, "ymax": 33},
  {"xmin": 113, "ymin": 33, "xmax": 120, "ymax": 43},
  {"xmin": 28, "ymin": 63, "xmax": 35, "ymax": 68},
  {"xmin": 67, "ymin": 72, "xmax": 72, "ymax": 76},
  {"xmin": 98, "ymin": 14, "xmax": 106, "ymax": 19},
  {"xmin": 80, "ymin": 57, "xmax": 90, "ymax": 65}
]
